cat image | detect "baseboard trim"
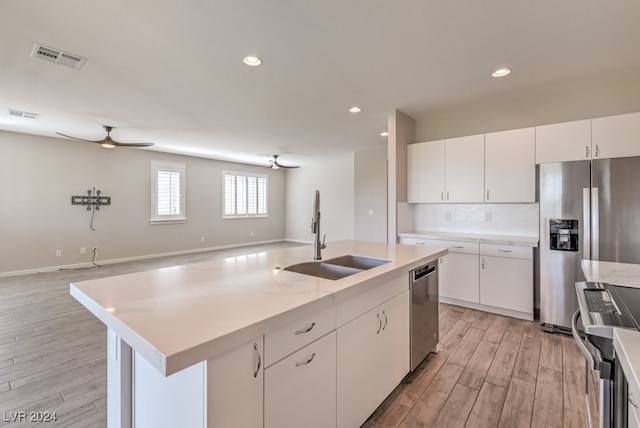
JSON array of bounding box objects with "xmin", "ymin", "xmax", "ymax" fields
[{"xmin": 0, "ymin": 239, "xmax": 288, "ymax": 278}]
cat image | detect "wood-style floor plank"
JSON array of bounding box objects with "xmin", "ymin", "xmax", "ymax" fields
[
  {"xmin": 498, "ymin": 377, "xmax": 535, "ymax": 428},
  {"xmin": 465, "ymin": 381, "xmax": 507, "ymax": 428}
]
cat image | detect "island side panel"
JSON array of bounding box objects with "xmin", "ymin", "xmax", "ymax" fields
[{"xmin": 107, "ymin": 329, "xmax": 132, "ymax": 428}]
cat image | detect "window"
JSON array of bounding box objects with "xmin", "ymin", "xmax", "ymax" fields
[
  {"xmin": 223, "ymin": 171, "xmax": 268, "ymax": 218},
  {"xmin": 151, "ymin": 161, "xmax": 186, "ymax": 223}
]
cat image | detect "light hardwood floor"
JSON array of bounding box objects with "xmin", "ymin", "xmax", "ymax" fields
[{"xmin": 1, "ymin": 245, "xmax": 594, "ymax": 427}]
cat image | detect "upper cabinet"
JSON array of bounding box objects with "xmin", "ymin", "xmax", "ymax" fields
[
  {"xmin": 407, "ymin": 140, "xmax": 445, "ymax": 203},
  {"xmin": 535, "ymin": 119, "xmax": 592, "ymax": 164},
  {"xmin": 445, "ymin": 135, "xmax": 485, "ymax": 203},
  {"xmin": 485, "ymin": 128, "xmax": 535, "ymax": 202},
  {"xmin": 592, "ymin": 112, "xmax": 640, "ymax": 159}
]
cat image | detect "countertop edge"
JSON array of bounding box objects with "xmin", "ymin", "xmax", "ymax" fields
[{"xmin": 398, "ymin": 231, "xmax": 539, "ymax": 247}]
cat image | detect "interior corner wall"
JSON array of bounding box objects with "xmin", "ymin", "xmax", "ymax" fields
[
  {"xmin": 414, "ymin": 71, "xmax": 640, "ymax": 141},
  {"xmin": 0, "ymin": 131, "xmax": 286, "ymax": 275},
  {"xmin": 284, "ymin": 154, "xmax": 355, "ymax": 243},
  {"xmin": 387, "ymin": 110, "xmax": 415, "ymax": 243},
  {"xmin": 354, "ymin": 148, "xmax": 387, "ymax": 243}
]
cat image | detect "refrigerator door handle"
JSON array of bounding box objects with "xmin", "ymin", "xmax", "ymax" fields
[
  {"xmin": 583, "ymin": 188, "xmax": 591, "ymax": 260},
  {"xmin": 592, "ymin": 187, "xmax": 599, "ymax": 261}
]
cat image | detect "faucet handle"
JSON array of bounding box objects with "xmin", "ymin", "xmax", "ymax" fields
[
  {"xmin": 321, "ymin": 234, "xmax": 326, "ymax": 249},
  {"xmin": 310, "ymin": 219, "xmax": 317, "ymax": 233}
]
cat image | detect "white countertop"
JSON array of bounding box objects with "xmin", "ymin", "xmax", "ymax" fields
[
  {"xmin": 614, "ymin": 328, "xmax": 640, "ymax": 406},
  {"xmin": 71, "ymin": 240, "xmax": 446, "ymax": 376},
  {"xmin": 581, "ymin": 260, "xmax": 640, "ymax": 288},
  {"xmin": 399, "ymin": 230, "xmax": 539, "ymax": 247}
]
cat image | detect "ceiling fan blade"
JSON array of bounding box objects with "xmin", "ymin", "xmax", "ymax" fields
[
  {"xmin": 55, "ymin": 132, "xmax": 103, "ymax": 143},
  {"xmin": 277, "ymin": 164, "xmax": 300, "ymax": 169},
  {"xmin": 111, "ymin": 141, "xmax": 154, "ymax": 148}
]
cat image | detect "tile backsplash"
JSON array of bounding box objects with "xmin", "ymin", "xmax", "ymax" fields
[{"xmin": 411, "ymin": 203, "xmax": 539, "ymax": 236}]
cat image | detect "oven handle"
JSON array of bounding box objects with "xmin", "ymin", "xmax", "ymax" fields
[{"xmin": 571, "ymin": 309, "xmax": 602, "ymax": 371}]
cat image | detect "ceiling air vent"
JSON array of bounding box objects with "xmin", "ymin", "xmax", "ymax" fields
[
  {"xmin": 8, "ymin": 109, "xmax": 40, "ymax": 119},
  {"xmin": 30, "ymin": 43, "xmax": 86, "ymax": 69}
]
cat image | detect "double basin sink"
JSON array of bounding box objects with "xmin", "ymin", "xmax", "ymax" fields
[{"xmin": 283, "ymin": 255, "xmax": 391, "ymax": 280}]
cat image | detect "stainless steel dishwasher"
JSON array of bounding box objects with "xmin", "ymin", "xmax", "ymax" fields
[{"xmin": 410, "ymin": 261, "xmax": 439, "ymax": 371}]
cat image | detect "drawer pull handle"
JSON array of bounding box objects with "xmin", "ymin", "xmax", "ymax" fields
[
  {"xmin": 498, "ymin": 249, "xmax": 512, "ymax": 253},
  {"xmin": 376, "ymin": 313, "xmax": 382, "ymax": 334},
  {"xmin": 253, "ymin": 343, "xmax": 261, "ymax": 378},
  {"xmin": 295, "ymin": 353, "xmax": 316, "ymax": 367},
  {"xmin": 382, "ymin": 310, "xmax": 388, "ymax": 331},
  {"xmin": 295, "ymin": 322, "xmax": 316, "ymax": 335},
  {"xmin": 452, "ymin": 245, "xmax": 464, "ymax": 249},
  {"xmin": 482, "ymin": 258, "xmax": 485, "ymax": 269}
]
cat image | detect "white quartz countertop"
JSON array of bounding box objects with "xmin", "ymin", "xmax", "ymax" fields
[
  {"xmin": 398, "ymin": 230, "xmax": 539, "ymax": 247},
  {"xmin": 614, "ymin": 328, "xmax": 640, "ymax": 406},
  {"xmin": 581, "ymin": 260, "xmax": 640, "ymax": 289},
  {"xmin": 70, "ymin": 240, "xmax": 446, "ymax": 376}
]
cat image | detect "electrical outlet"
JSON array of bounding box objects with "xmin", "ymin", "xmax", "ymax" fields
[
  {"xmin": 80, "ymin": 247, "xmax": 86, "ymax": 255},
  {"xmin": 55, "ymin": 250, "xmax": 62, "ymax": 257}
]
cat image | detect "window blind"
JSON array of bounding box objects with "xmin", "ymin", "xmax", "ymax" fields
[
  {"xmin": 223, "ymin": 172, "xmax": 268, "ymax": 217},
  {"xmin": 157, "ymin": 170, "xmax": 181, "ymax": 216}
]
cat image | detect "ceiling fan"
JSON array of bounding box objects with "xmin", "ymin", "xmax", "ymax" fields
[
  {"xmin": 265, "ymin": 154, "xmax": 300, "ymax": 169},
  {"xmin": 56, "ymin": 126, "xmax": 154, "ymax": 149}
]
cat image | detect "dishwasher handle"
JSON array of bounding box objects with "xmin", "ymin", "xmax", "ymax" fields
[{"xmin": 412, "ymin": 263, "xmax": 436, "ymax": 282}]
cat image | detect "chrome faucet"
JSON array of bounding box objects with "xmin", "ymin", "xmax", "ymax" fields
[{"xmin": 311, "ymin": 190, "xmax": 326, "ymax": 260}]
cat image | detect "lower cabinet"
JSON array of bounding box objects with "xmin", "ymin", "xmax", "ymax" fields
[
  {"xmin": 337, "ymin": 290, "xmax": 410, "ymax": 428},
  {"xmin": 440, "ymin": 252, "xmax": 479, "ymax": 303},
  {"xmin": 479, "ymin": 248, "xmax": 533, "ymax": 315},
  {"xmin": 264, "ymin": 331, "xmax": 337, "ymax": 428},
  {"xmin": 207, "ymin": 337, "xmax": 264, "ymax": 428}
]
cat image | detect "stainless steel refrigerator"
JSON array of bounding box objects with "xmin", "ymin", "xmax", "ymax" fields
[{"xmin": 539, "ymin": 156, "xmax": 640, "ymax": 332}]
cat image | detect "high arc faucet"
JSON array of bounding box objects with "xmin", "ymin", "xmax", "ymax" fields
[{"xmin": 311, "ymin": 190, "xmax": 326, "ymax": 260}]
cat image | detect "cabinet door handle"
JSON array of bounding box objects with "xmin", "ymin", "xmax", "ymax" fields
[
  {"xmin": 382, "ymin": 310, "xmax": 388, "ymax": 331},
  {"xmin": 295, "ymin": 353, "xmax": 316, "ymax": 367},
  {"xmin": 295, "ymin": 322, "xmax": 316, "ymax": 335},
  {"xmin": 482, "ymin": 258, "xmax": 485, "ymax": 269},
  {"xmin": 630, "ymin": 392, "xmax": 639, "ymax": 409},
  {"xmin": 586, "ymin": 145, "xmax": 589, "ymax": 158},
  {"xmin": 446, "ymin": 191, "xmax": 450, "ymax": 201},
  {"xmin": 498, "ymin": 249, "xmax": 512, "ymax": 253},
  {"xmin": 440, "ymin": 258, "xmax": 443, "ymax": 264},
  {"xmin": 486, "ymin": 189, "xmax": 489, "ymax": 201},
  {"xmin": 595, "ymin": 144, "xmax": 599, "ymax": 157},
  {"xmin": 376, "ymin": 313, "xmax": 382, "ymax": 334},
  {"xmin": 440, "ymin": 191, "xmax": 444, "ymax": 201},
  {"xmin": 253, "ymin": 342, "xmax": 261, "ymax": 378}
]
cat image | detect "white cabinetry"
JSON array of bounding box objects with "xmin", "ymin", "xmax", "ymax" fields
[
  {"xmin": 408, "ymin": 140, "xmax": 445, "ymax": 203},
  {"xmin": 479, "ymin": 244, "xmax": 533, "ymax": 316},
  {"xmin": 592, "ymin": 112, "xmax": 640, "ymax": 159},
  {"xmin": 208, "ymin": 337, "xmax": 264, "ymax": 428},
  {"xmin": 438, "ymin": 241, "xmax": 480, "ymax": 303},
  {"xmin": 485, "ymin": 128, "xmax": 535, "ymax": 202},
  {"xmin": 445, "ymin": 135, "xmax": 485, "ymax": 203},
  {"xmin": 536, "ymin": 119, "xmax": 592, "ymax": 163},
  {"xmin": 265, "ymin": 332, "xmax": 337, "ymax": 428},
  {"xmin": 337, "ymin": 290, "xmax": 410, "ymax": 428}
]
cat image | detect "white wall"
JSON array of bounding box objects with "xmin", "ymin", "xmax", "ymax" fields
[
  {"xmin": 0, "ymin": 131, "xmax": 286, "ymax": 274},
  {"xmin": 354, "ymin": 148, "xmax": 387, "ymax": 243},
  {"xmin": 285, "ymin": 154, "xmax": 355, "ymax": 243}
]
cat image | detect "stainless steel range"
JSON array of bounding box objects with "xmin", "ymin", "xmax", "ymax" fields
[{"xmin": 573, "ymin": 281, "xmax": 640, "ymax": 428}]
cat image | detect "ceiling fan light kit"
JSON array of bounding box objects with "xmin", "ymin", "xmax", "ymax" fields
[{"xmin": 266, "ymin": 154, "xmax": 300, "ymax": 169}]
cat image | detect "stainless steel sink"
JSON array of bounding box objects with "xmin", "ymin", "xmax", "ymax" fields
[
  {"xmin": 322, "ymin": 254, "xmax": 391, "ymax": 270},
  {"xmin": 283, "ymin": 255, "xmax": 391, "ymax": 280},
  {"xmin": 283, "ymin": 262, "xmax": 362, "ymax": 280}
]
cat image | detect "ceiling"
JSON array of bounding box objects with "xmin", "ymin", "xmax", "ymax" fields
[{"xmin": 1, "ymin": 1, "xmax": 639, "ymax": 167}]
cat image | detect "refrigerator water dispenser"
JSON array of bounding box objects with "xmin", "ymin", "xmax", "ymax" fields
[{"xmin": 550, "ymin": 219, "xmax": 579, "ymax": 251}]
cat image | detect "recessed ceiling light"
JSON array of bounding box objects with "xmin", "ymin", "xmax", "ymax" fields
[
  {"xmin": 492, "ymin": 68, "xmax": 511, "ymax": 78},
  {"xmin": 243, "ymin": 56, "xmax": 262, "ymax": 66},
  {"xmin": 349, "ymin": 106, "xmax": 362, "ymax": 113},
  {"xmin": 380, "ymin": 131, "xmax": 389, "ymax": 137}
]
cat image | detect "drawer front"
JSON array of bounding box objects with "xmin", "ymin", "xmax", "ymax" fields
[
  {"xmin": 480, "ymin": 243, "xmax": 532, "ymax": 260},
  {"xmin": 264, "ymin": 305, "xmax": 336, "ymax": 367},
  {"xmin": 399, "ymin": 237, "xmax": 429, "ymax": 246},
  {"xmin": 400, "ymin": 237, "xmax": 479, "ymax": 255}
]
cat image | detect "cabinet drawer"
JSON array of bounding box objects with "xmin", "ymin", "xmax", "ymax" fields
[
  {"xmin": 264, "ymin": 305, "xmax": 336, "ymax": 367},
  {"xmin": 480, "ymin": 243, "xmax": 532, "ymax": 260},
  {"xmin": 401, "ymin": 237, "xmax": 478, "ymax": 255},
  {"xmin": 399, "ymin": 237, "xmax": 429, "ymax": 246}
]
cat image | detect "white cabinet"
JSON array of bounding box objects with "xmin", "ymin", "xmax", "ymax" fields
[
  {"xmin": 440, "ymin": 251, "xmax": 480, "ymax": 303},
  {"xmin": 479, "ymin": 244, "xmax": 533, "ymax": 317},
  {"xmin": 445, "ymin": 135, "xmax": 485, "ymax": 203},
  {"xmin": 485, "ymin": 128, "xmax": 535, "ymax": 202},
  {"xmin": 408, "ymin": 140, "xmax": 445, "ymax": 203},
  {"xmin": 592, "ymin": 112, "xmax": 640, "ymax": 159},
  {"xmin": 207, "ymin": 337, "xmax": 264, "ymax": 428},
  {"xmin": 265, "ymin": 332, "xmax": 337, "ymax": 428},
  {"xmin": 535, "ymin": 119, "xmax": 592, "ymax": 163},
  {"xmin": 337, "ymin": 290, "xmax": 410, "ymax": 428}
]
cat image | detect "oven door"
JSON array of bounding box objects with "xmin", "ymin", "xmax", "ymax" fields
[{"xmin": 572, "ymin": 309, "xmax": 611, "ymax": 428}]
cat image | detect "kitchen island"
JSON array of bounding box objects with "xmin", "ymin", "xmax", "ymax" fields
[{"xmin": 71, "ymin": 240, "xmax": 446, "ymax": 428}]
